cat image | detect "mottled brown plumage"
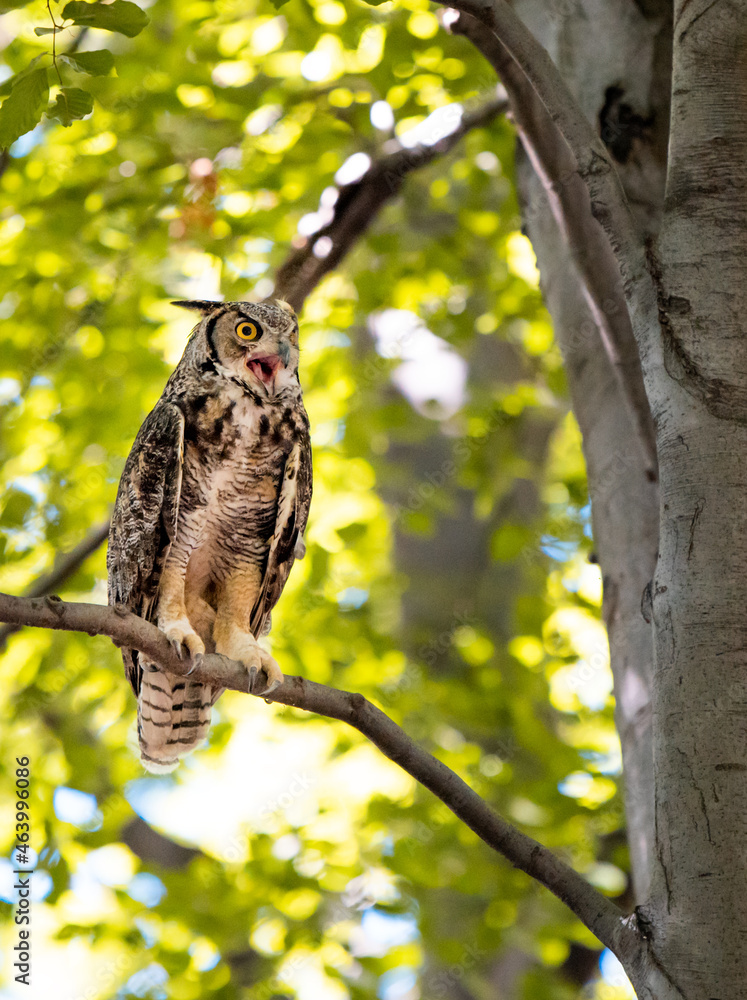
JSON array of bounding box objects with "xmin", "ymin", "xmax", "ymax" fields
[{"xmin": 108, "ymin": 299, "xmax": 312, "ymax": 771}]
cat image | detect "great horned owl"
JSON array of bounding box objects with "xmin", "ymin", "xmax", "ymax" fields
[{"xmin": 107, "ymin": 299, "xmax": 312, "ymax": 772}]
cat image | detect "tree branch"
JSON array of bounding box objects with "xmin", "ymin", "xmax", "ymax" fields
[
  {"xmin": 441, "ymin": 0, "xmax": 663, "ymax": 376},
  {"xmin": 0, "ymin": 520, "xmax": 110, "ymax": 650},
  {"xmin": 0, "ymin": 590, "xmax": 641, "ymax": 965},
  {"xmin": 273, "ymin": 93, "xmax": 508, "ymax": 312},
  {"xmin": 448, "ymin": 11, "xmax": 657, "ymax": 477}
]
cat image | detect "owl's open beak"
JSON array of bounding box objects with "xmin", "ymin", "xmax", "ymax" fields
[{"xmin": 246, "ymin": 354, "xmax": 282, "ymax": 393}]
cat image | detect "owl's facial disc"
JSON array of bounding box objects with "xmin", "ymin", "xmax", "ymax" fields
[{"xmin": 206, "ymin": 301, "xmax": 299, "ymax": 396}]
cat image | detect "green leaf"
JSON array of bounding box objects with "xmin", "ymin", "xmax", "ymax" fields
[
  {"xmin": 0, "ymin": 67, "xmax": 49, "ymax": 150},
  {"xmin": 0, "ymin": 55, "xmax": 45, "ymax": 99},
  {"xmin": 59, "ymin": 49, "xmax": 115, "ymax": 76},
  {"xmin": 46, "ymin": 87, "xmax": 93, "ymax": 126},
  {"xmin": 61, "ymin": 0, "xmax": 149, "ymax": 37},
  {"xmin": 1, "ymin": 489, "xmax": 34, "ymax": 528},
  {"xmin": 267, "ymin": 0, "xmax": 290, "ymax": 7},
  {"xmin": 0, "ymin": 0, "xmax": 35, "ymax": 11}
]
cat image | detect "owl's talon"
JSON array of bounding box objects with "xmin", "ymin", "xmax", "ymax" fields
[
  {"xmin": 263, "ymin": 674, "xmax": 282, "ymax": 696},
  {"xmin": 185, "ymin": 652, "xmax": 203, "ymax": 677},
  {"xmin": 258, "ymin": 651, "xmax": 283, "ymax": 695},
  {"xmin": 214, "ymin": 629, "xmax": 283, "ymax": 695},
  {"xmin": 162, "ymin": 618, "xmax": 206, "ymax": 664},
  {"xmin": 248, "ymin": 664, "xmax": 259, "ymax": 694},
  {"xmin": 249, "ymin": 667, "xmax": 281, "ymax": 697}
]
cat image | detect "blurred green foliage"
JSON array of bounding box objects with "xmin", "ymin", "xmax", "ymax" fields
[{"xmin": 0, "ymin": 1, "xmax": 630, "ymax": 998}]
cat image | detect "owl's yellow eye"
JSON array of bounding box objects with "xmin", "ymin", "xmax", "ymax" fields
[{"xmin": 236, "ymin": 320, "xmax": 262, "ymax": 341}]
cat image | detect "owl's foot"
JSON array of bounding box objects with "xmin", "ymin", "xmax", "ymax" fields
[
  {"xmin": 249, "ymin": 650, "xmax": 284, "ymax": 697},
  {"xmin": 215, "ymin": 628, "xmax": 284, "ymax": 696},
  {"xmin": 160, "ymin": 616, "xmax": 206, "ymax": 662}
]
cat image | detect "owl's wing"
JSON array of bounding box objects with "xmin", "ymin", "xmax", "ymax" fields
[
  {"xmin": 250, "ymin": 428, "xmax": 312, "ymax": 637},
  {"xmin": 107, "ymin": 400, "xmax": 185, "ymax": 696}
]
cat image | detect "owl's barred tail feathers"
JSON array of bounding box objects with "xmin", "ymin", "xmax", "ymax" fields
[{"xmin": 138, "ymin": 666, "xmax": 214, "ymax": 773}]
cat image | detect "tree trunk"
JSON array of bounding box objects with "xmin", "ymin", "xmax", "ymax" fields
[
  {"xmin": 517, "ymin": 149, "xmax": 659, "ymax": 906},
  {"xmin": 641, "ymin": 3, "xmax": 747, "ymax": 993},
  {"xmin": 488, "ymin": 0, "xmax": 747, "ymax": 994},
  {"xmin": 511, "ymin": 0, "xmax": 671, "ymax": 913}
]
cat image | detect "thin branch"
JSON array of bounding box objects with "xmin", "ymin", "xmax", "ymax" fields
[
  {"xmin": 0, "ymin": 590, "xmax": 641, "ymax": 965},
  {"xmin": 46, "ymin": 0, "xmax": 64, "ymax": 89},
  {"xmin": 0, "ymin": 521, "xmax": 110, "ymax": 650},
  {"xmin": 448, "ymin": 11, "xmax": 657, "ymax": 477},
  {"xmin": 273, "ymin": 93, "xmax": 508, "ymax": 312},
  {"xmin": 440, "ymin": 0, "xmax": 663, "ymax": 373}
]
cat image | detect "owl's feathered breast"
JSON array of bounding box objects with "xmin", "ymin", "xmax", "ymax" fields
[{"xmin": 177, "ymin": 385, "xmax": 306, "ymax": 574}]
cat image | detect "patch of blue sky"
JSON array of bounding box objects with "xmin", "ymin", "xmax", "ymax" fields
[
  {"xmin": 38, "ymin": 846, "xmax": 60, "ymax": 868},
  {"xmin": 580, "ymin": 501, "xmax": 593, "ymax": 537},
  {"xmin": 243, "ymin": 237, "xmax": 274, "ymax": 254},
  {"xmin": 337, "ymin": 587, "xmax": 369, "ymax": 609},
  {"xmin": 540, "ymin": 535, "xmax": 577, "ymax": 561},
  {"xmin": 224, "ymin": 256, "xmax": 269, "ymax": 280},
  {"xmin": 11, "ymin": 846, "xmax": 38, "ymax": 869},
  {"xmin": 119, "ymin": 962, "xmax": 168, "ymax": 999},
  {"xmin": 10, "ymin": 474, "xmax": 46, "ymax": 504},
  {"xmin": 134, "ymin": 916, "xmax": 160, "ymax": 948},
  {"xmin": 380, "ymin": 835, "xmax": 395, "ymax": 857},
  {"xmin": 30, "ymin": 869, "xmax": 52, "ymax": 901},
  {"xmin": 558, "ymin": 771, "xmax": 603, "ymax": 800},
  {"xmin": 53, "ymin": 786, "xmax": 102, "ymax": 830},
  {"xmin": 310, "ymin": 329, "xmax": 351, "ymax": 350},
  {"xmin": 10, "ymin": 123, "xmax": 45, "ymax": 158},
  {"xmin": 0, "ymin": 378, "xmax": 20, "ymax": 406},
  {"xmin": 314, "ymin": 417, "xmax": 345, "ymax": 445},
  {"xmin": 189, "ymin": 940, "xmax": 221, "ymax": 971},
  {"xmin": 581, "ymin": 748, "xmax": 623, "ymax": 775},
  {"xmin": 378, "ymin": 966, "xmax": 418, "ymax": 1000},
  {"xmin": 125, "ymin": 777, "xmax": 174, "ymax": 827},
  {"xmin": 362, "ymin": 909, "xmax": 418, "ymax": 949},
  {"xmin": 600, "ymin": 948, "xmax": 633, "ymax": 990},
  {"xmin": 128, "ymin": 873, "xmax": 167, "ymax": 908},
  {"xmin": 0, "ymin": 858, "xmax": 51, "ymax": 903}
]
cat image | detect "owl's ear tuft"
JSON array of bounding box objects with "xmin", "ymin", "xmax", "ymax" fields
[
  {"xmin": 171, "ymin": 300, "xmax": 222, "ymax": 315},
  {"xmin": 274, "ymin": 299, "xmax": 296, "ymax": 317}
]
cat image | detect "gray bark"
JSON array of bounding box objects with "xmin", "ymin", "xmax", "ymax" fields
[
  {"xmin": 518, "ymin": 151, "xmax": 660, "ymax": 907},
  {"xmin": 450, "ymin": 0, "xmax": 668, "ymax": 907},
  {"xmin": 486, "ymin": 0, "xmax": 671, "ymax": 916},
  {"xmin": 640, "ymin": 5, "xmax": 747, "ymax": 992},
  {"xmin": 489, "ymin": 0, "xmax": 747, "ymax": 994}
]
